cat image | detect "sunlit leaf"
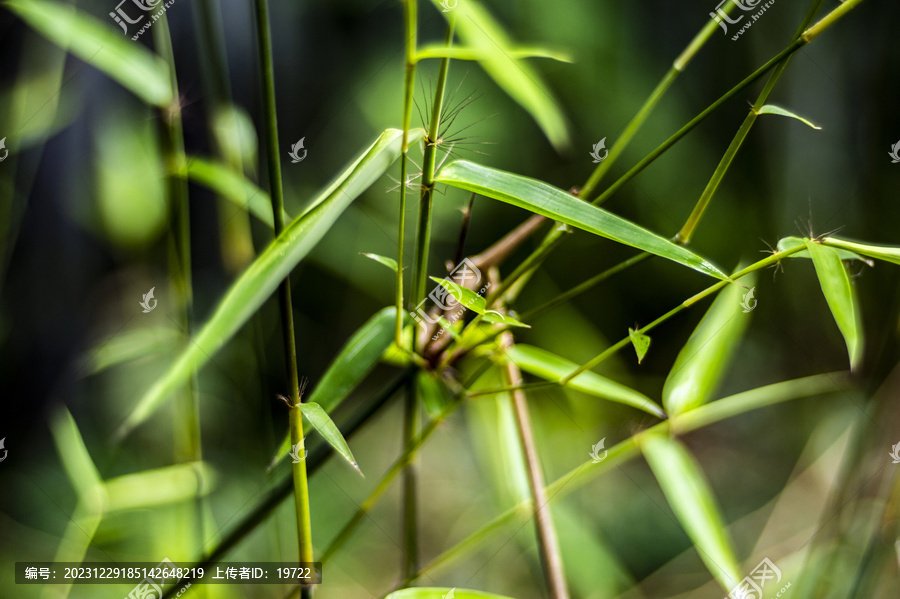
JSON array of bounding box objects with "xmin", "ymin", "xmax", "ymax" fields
[
  {"xmin": 50, "ymin": 407, "xmax": 104, "ymax": 501},
  {"xmin": 7, "ymin": 0, "xmax": 173, "ymax": 106},
  {"xmin": 823, "ymin": 236, "xmax": 900, "ymax": 266},
  {"xmin": 805, "ymin": 240, "xmax": 864, "ymax": 370},
  {"xmin": 628, "ymin": 328, "xmax": 651, "ymax": 364},
  {"xmin": 82, "ymin": 326, "xmax": 180, "ymax": 376},
  {"xmin": 435, "ymin": 161, "xmax": 728, "ymax": 280},
  {"xmin": 115, "ymin": 129, "xmax": 423, "ymax": 440},
  {"xmin": 439, "ymin": 0, "xmax": 571, "ymax": 151},
  {"xmin": 361, "ymin": 253, "xmax": 399, "ymax": 273},
  {"xmin": 663, "ymin": 271, "xmax": 756, "ymax": 416},
  {"xmin": 298, "ymin": 402, "xmax": 360, "ymax": 474},
  {"xmin": 776, "ymin": 236, "xmax": 869, "ymax": 263},
  {"xmin": 105, "ymin": 462, "xmax": 217, "ymax": 512},
  {"xmin": 640, "ymin": 433, "xmax": 741, "ymax": 592},
  {"xmin": 504, "ymin": 344, "xmax": 665, "ymax": 418},
  {"xmin": 431, "ymin": 277, "xmax": 530, "ymax": 328},
  {"xmin": 758, "ymin": 104, "xmax": 822, "ymax": 130},
  {"xmin": 416, "ymin": 44, "xmax": 572, "ymax": 63}
]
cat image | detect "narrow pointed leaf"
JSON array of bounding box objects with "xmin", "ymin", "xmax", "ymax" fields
[
  {"xmin": 7, "ymin": 0, "xmax": 173, "ymax": 107},
  {"xmin": 628, "ymin": 328, "xmax": 651, "ymax": 364},
  {"xmin": 361, "ymin": 253, "xmax": 399, "ymax": 273},
  {"xmin": 640, "ymin": 434, "xmax": 741, "ymax": 592},
  {"xmin": 435, "ymin": 161, "xmax": 728, "ymax": 280},
  {"xmin": 440, "ymin": 0, "xmax": 570, "ymax": 151},
  {"xmin": 431, "ymin": 277, "xmax": 530, "ymax": 328},
  {"xmin": 504, "ymin": 344, "xmax": 665, "ymax": 418},
  {"xmin": 805, "ymin": 240, "xmax": 864, "ymax": 370},
  {"xmin": 823, "ymin": 237, "xmax": 900, "ymax": 266},
  {"xmin": 269, "ymin": 307, "xmax": 399, "ymax": 468},
  {"xmin": 416, "ymin": 44, "xmax": 573, "ymax": 63},
  {"xmin": 759, "ymin": 105, "xmax": 822, "ymax": 130},
  {"xmin": 179, "ymin": 157, "xmax": 290, "ymax": 228},
  {"xmin": 115, "ymin": 129, "xmax": 421, "ymax": 440},
  {"xmin": 105, "ymin": 462, "xmax": 217, "ymax": 512},
  {"xmin": 297, "ymin": 402, "xmax": 360, "ymax": 474},
  {"xmin": 776, "ymin": 236, "xmax": 869, "ymax": 263},
  {"xmin": 50, "ymin": 407, "xmax": 104, "ymax": 500},
  {"xmin": 663, "ymin": 271, "xmax": 756, "ymax": 416},
  {"xmin": 386, "ymin": 588, "xmax": 520, "ymax": 599}
]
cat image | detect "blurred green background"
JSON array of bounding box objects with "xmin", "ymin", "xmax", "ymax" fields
[{"xmin": 1, "ymin": 0, "xmax": 899, "ymax": 597}]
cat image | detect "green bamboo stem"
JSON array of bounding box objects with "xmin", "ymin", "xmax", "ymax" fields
[
  {"xmin": 253, "ymin": 0, "xmax": 314, "ymax": 591},
  {"xmin": 406, "ymin": 372, "xmax": 850, "ymax": 585},
  {"xmin": 396, "ymin": 0, "xmax": 419, "ymax": 346}
]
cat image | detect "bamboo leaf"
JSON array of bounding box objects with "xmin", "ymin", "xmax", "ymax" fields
[
  {"xmin": 440, "ymin": 0, "xmax": 571, "ymax": 151},
  {"xmin": 50, "ymin": 407, "xmax": 104, "ymax": 501},
  {"xmin": 628, "ymin": 328, "xmax": 651, "ymax": 364},
  {"xmin": 297, "ymin": 402, "xmax": 360, "ymax": 474},
  {"xmin": 805, "ymin": 240, "xmax": 864, "ymax": 370},
  {"xmin": 179, "ymin": 157, "xmax": 288, "ymax": 228},
  {"xmin": 640, "ymin": 434, "xmax": 741, "ymax": 592},
  {"xmin": 504, "ymin": 344, "xmax": 665, "ymax": 418},
  {"xmin": 105, "ymin": 462, "xmax": 217, "ymax": 512},
  {"xmin": 7, "ymin": 0, "xmax": 173, "ymax": 107},
  {"xmin": 776, "ymin": 236, "xmax": 870, "ymax": 263},
  {"xmin": 431, "ymin": 277, "xmax": 530, "ymax": 328},
  {"xmin": 361, "ymin": 253, "xmax": 399, "ymax": 273},
  {"xmin": 663, "ymin": 271, "xmax": 756, "ymax": 416},
  {"xmin": 417, "ymin": 370, "xmax": 452, "ymax": 418},
  {"xmin": 758, "ymin": 104, "xmax": 822, "ymax": 130},
  {"xmin": 386, "ymin": 588, "xmax": 521, "ymax": 599},
  {"xmin": 416, "ymin": 44, "xmax": 572, "ymax": 63},
  {"xmin": 435, "ymin": 161, "xmax": 729, "ymax": 280},
  {"xmin": 823, "ymin": 237, "xmax": 900, "ymax": 266},
  {"xmin": 115, "ymin": 129, "xmax": 421, "ymax": 440}
]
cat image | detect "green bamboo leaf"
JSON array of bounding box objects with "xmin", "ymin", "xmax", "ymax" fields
[
  {"xmin": 416, "ymin": 44, "xmax": 572, "ymax": 63},
  {"xmin": 805, "ymin": 240, "xmax": 864, "ymax": 370},
  {"xmin": 417, "ymin": 370, "xmax": 452, "ymax": 418},
  {"xmin": 50, "ymin": 407, "xmax": 104, "ymax": 501},
  {"xmin": 297, "ymin": 402, "xmax": 360, "ymax": 474},
  {"xmin": 82, "ymin": 326, "xmax": 180, "ymax": 375},
  {"xmin": 628, "ymin": 328, "xmax": 651, "ymax": 364},
  {"xmin": 504, "ymin": 344, "xmax": 665, "ymax": 418},
  {"xmin": 431, "ymin": 277, "xmax": 530, "ymax": 328},
  {"xmin": 776, "ymin": 236, "xmax": 870, "ymax": 263},
  {"xmin": 115, "ymin": 129, "xmax": 422, "ymax": 441},
  {"xmin": 640, "ymin": 434, "xmax": 741, "ymax": 592},
  {"xmin": 435, "ymin": 161, "xmax": 728, "ymax": 280},
  {"xmin": 7, "ymin": 0, "xmax": 173, "ymax": 107},
  {"xmin": 823, "ymin": 237, "xmax": 900, "ymax": 266},
  {"xmin": 105, "ymin": 462, "xmax": 217, "ymax": 512},
  {"xmin": 440, "ymin": 0, "xmax": 571, "ymax": 151},
  {"xmin": 270, "ymin": 307, "xmax": 400, "ymax": 469},
  {"xmin": 361, "ymin": 253, "xmax": 399, "ymax": 273},
  {"xmin": 758, "ymin": 104, "xmax": 822, "ymax": 130},
  {"xmin": 386, "ymin": 588, "xmax": 520, "ymax": 599},
  {"xmin": 663, "ymin": 271, "xmax": 757, "ymax": 416},
  {"xmin": 179, "ymin": 157, "xmax": 289, "ymax": 228}
]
